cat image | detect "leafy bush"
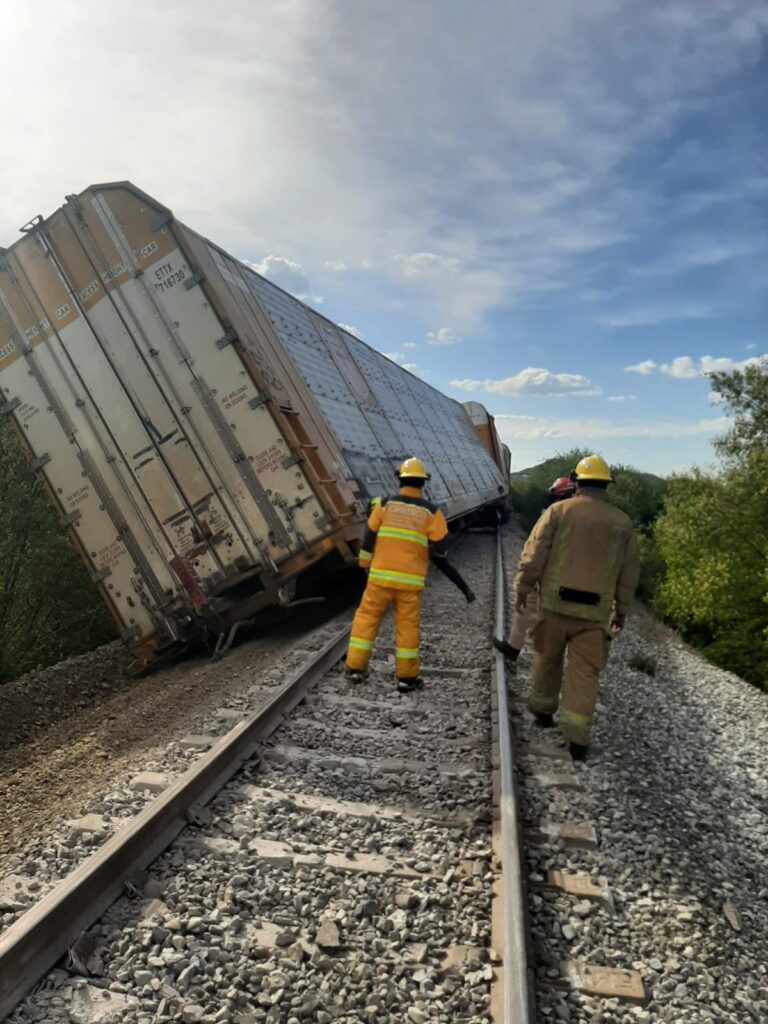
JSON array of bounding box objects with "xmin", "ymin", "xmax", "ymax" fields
[
  {"xmin": 653, "ymin": 452, "xmax": 768, "ymax": 687},
  {"xmin": 0, "ymin": 423, "xmax": 116, "ymax": 684}
]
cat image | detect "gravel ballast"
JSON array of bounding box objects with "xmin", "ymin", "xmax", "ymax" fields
[
  {"xmin": 502, "ymin": 526, "xmax": 768, "ymax": 1024},
  {"xmin": 6, "ymin": 532, "xmax": 499, "ymax": 1024},
  {"xmin": 5, "ymin": 521, "xmax": 767, "ymax": 1024}
]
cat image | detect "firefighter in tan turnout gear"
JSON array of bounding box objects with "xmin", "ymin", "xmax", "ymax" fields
[
  {"xmin": 492, "ymin": 475, "xmax": 576, "ymax": 663},
  {"xmin": 346, "ymin": 458, "xmax": 475, "ymax": 693},
  {"xmin": 514, "ymin": 455, "xmax": 639, "ymax": 759}
]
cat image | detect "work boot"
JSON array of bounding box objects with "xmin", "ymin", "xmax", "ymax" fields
[
  {"xmin": 492, "ymin": 638, "xmax": 520, "ymax": 662},
  {"xmin": 569, "ymin": 741, "xmax": 589, "ymax": 762},
  {"xmin": 346, "ymin": 667, "xmax": 368, "ymax": 684},
  {"xmin": 533, "ymin": 711, "xmax": 555, "ymax": 728},
  {"xmin": 397, "ymin": 676, "xmax": 424, "ymax": 694}
]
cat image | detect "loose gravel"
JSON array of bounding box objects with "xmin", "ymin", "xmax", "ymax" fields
[
  {"xmin": 501, "ymin": 527, "xmax": 768, "ymax": 1024},
  {"xmin": 8, "ymin": 519, "xmax": 765, "ymax": 1024},
  {"xmin": 6, "ymin": 533, "xmax": 500, "ymax": 1024},
  {"xmin": 0, "ymin": 600, "xmax": 356, "ymax": 917}
]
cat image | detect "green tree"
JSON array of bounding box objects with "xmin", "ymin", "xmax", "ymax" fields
[
  {"xmin": 709, "ymin": 357, "xmax": 768, "ymax": 460},
  {"xmin": 0, "ymin": 422, "xmax": 116, "ymax": 684},
  {"xmin": 654, "ymin": 453, "xmax": 768, "ymax": 686},
  {"xmin": 653, "ymin": 357, "xmax": 768, "ymax": 687}
]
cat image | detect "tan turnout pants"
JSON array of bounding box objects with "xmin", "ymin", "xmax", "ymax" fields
[
  {"xmin": 528, "ymin": 611, "xmax": 611, "ymax": 746},
  {"xmin": 508, "ymin": 590, "xmax": 537, "ymax": 650}
]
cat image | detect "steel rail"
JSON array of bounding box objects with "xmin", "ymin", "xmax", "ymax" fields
[
  {"xmin": 494, "ymin": 531, "xmax": 533, "ymax": 1022},
  {"xmin": 0, "ymin": 624, "xmax": 350, "ymax": 1020}
]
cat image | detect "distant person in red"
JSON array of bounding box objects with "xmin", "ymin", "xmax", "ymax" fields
[{"xmin": 492, "ymin": 476, "xmax": 576, "ymax": 663}]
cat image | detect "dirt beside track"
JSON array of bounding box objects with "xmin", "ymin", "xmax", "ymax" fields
[{"xmin": 0, "ymin": 594, "xmax": 357, "ymax": 874}]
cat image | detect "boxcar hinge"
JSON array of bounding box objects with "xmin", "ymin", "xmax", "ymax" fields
[
  {"xmin": 281, "ymin": 453, "xmax": 303, "ymax": 469},
  {"xmin": 215, "ymin": 327, "xmax": 237, "ymax": 350},
  {"xmin": 60, "ymin": 510, "xmax": 82, "ymax": 527},
  {"xmin": 183, "ymin": 270, "xmax": 205, "ymax": 290},
  {"xmin": 31, "ymin": 452, "xmax": 51, "ymax": 471},
  {"xmin": 249, "ymin": 392, "xmax": 268, "ymax": 409},
  {"xmin": 91, "ymin": 567, "xmax": 112, "ymax": 583},
  {"xmin": 151, "ymin": 212, "xmax": 172, "ymax": 231},
  {"xmin": 2, "ymin": 396, "xmax": 20, "ymax": 416}
]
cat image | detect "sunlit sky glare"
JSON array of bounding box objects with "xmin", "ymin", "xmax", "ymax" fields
[{"xmin": 2, "ymin": 0, "xmax": 766, "ymax": 474}]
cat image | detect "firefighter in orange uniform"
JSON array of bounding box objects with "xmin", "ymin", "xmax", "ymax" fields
[{"xmin": 346, "ymin": 458, "xmax": 475, "ymax": 692}]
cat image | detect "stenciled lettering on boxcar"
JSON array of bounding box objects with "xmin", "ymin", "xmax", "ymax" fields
[
  {"xmin": 223, "ymin": 385, "xmax": 248, "ymax": 411},
  {"xmin": 153, "ymin": 261, "xmax": 188, "ymax": 294},
  {"xmin": 252, "ymin": 444, "xmax": 284, "ymax": 475},
  {"xmin": 65, "ymin": 484, "xmax": 91, "ymax": 508},
  {"xmin": 95, "ymin": 539, "xmax": 126, "ymax": 572}
]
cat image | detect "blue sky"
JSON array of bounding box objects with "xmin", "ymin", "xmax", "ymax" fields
[{"xmin": 1, "ymin": 0, "xmax": 765, "ymax": 473}]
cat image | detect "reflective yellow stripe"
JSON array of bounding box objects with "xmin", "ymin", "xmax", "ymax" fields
[
  {"xmin": 359, "ymin": 550, "xmax": 373, "ymax": 563},
  {"xmin": 369, "ymin": 568, "xmax": 425, "ymax": 588},
  {"xmin": 348, "ymin": 637, "xmax": 373, "ymax": 651},
  {"xmin": 559, "ymin": 709, "xmax": 591, "ymax": 726},
  {"xmin": 395, "ymin": 647, "xmax": 419, "ymax": 659},
  {"xmin": 377, "ymin": 526, "xmax": 428, "ymax": 547}
]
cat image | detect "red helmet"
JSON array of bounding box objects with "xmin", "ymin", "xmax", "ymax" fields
[{"xmin": 547, "ymin": 476, "xmax": 576, "ymax": 501}]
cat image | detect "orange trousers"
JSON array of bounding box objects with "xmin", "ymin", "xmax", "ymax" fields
[{"xmin": 346, "ymin": 583, "xmax": 421, "ymax": 680}]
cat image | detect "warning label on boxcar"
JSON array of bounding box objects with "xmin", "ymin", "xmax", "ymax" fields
[
  {"xmin": 95, "ymin": 540, "xmax": 125, "ymax": 571},
  {"xmin": 66, "ymin": 485, "xmax": 91, "ymax": 508},
  {"xmin": 223, "ymin": 385, "xmax": 248, "ymax": 411},
  {"xmin": 253, "ymin": 444, "xmax": 283, "ymax": 475}
]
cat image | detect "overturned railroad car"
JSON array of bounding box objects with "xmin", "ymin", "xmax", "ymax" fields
[{"xmin": 0, "ymin": 182, "xmax": 508, "ymax": 669}]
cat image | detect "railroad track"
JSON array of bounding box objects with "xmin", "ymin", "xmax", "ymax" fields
[
  {"xmin": 0, "ymin": 532, "xmax": 524, "ymax": 1024},
  {"xmin": 0, "ymin": 528, "xmax": 649, "ymax": 1023}
]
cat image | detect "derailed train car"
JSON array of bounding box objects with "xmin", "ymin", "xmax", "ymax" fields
[
  {"xmin": 463, "ymin": 401, "xmax": 511, "ymax": 517},
  {"xmin": 0, "ymin": 182, "xmax": 508, "ymax": 669}
]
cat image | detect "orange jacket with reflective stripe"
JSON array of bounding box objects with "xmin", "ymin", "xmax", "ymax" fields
[{"xmin": 359, "ymin": 486, "xmax": 448, "ymax": 589}]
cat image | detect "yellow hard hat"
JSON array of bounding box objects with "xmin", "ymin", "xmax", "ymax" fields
[
  {"xmin": 397, "ymin": 457, "xmax": 430, "ymax": 480},
  {"xmin": 573, "ymin": 454, "xmax": 613, "ymax": 483}
]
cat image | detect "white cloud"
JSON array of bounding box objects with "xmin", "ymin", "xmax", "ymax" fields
[
  {"xmin": 700, "ymin": 355, "xmax": 760, "ymax": 374},
  {"xmin": 0, "ymin": 1, "xmax": 764, "ymax": 342},
  {"xmin": 494, "ymin": 414, "xmax": 730, "ymax": 441},
  {"xmin": 636, "ymin": 238, "xmax": 761, "ymax": 276},
  {"xmin": 606, "ymin": 395, "xmax": 638, "ymax": 402},
  {"xmin": 598, "ymin": 304, "xmax": 712, "ymax": 328},
  {"xmin": 451, "ymin": 367, "xmax": 600, "ymax": 397},
  {"xmin": 625, "ymin": 360, "xmax": 658, "ymax": 375},
  {"xmin": 402, "ymin": 342, "xmax": 417, "ymax": 350},
  {"xmin": 339, "ymin": 323, "xmax": 364, "ymax": 339},
  {"xmin": 245, "ymin": 255, "xmax": 323, "ymax": 304},
  {"xmin": 427, "ymin": 327, "xmax": 461, "ymax": 346},
  {"xmin": 626, "ymin": 354, "xmax": 762, "ymax": 378},
  {"xmin": 660, "ymin": 356, "xmax": 698, "ymax": 379},
  {"xmin": 746, "ymin": 343, "xmax": 757, "ymax": 350},
  {"xmin": 393, "ymin": 252, "xmax": 463, "ymax": 278}
]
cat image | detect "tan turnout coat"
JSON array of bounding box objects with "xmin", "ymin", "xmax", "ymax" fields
[{"xmin": 514, "ymin": 489, "xmax": 639, "ymax": 627}]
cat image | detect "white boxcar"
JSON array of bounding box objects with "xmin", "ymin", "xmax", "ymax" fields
[{"xmin": 0, "ymin": 183, "xmax": 507, "ymax": 669}]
